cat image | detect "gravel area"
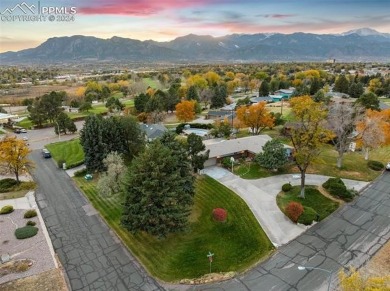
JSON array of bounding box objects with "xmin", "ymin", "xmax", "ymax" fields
[{"xmin": 0, "ymin": 209, "xmax": 56, "ymax": 284}]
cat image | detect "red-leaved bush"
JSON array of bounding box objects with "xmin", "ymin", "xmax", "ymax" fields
[
  {"xmin": 285, "ymin": 202, "xmax": 304, "ymax": 223},
  {"xmin": 212, "ymin": 208, "xmax": 227, "ymax": 222}
]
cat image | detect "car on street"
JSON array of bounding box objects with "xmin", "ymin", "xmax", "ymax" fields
[
  {"xmin": 386, "ymin": 162, "xmax": 390, "ymax": 171},
  {"xmin": 14, "ymin": 129, "xmax": 21, "ymax": 134},
  {"xmin": 42, "ymin": 149, "xmax": 51, "ymax": 158},
  {"xmin": 22, "ymin": 136, "xmax": 29, "ymax": 141},
  {"xmin": 20, "ymin": 128, "xmax": 27, "ymax": 133}
]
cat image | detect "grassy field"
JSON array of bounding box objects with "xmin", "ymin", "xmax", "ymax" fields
[
  {"xmin": 143, "ymin": 77, "xmax": 161, "ymax": 89},
  {"xmin": 277, "ymin": 186, "xmax": 340, "ymax": 221},
  {"xmin": 306, "ymin": 144, "xmax": 390, "ymax": 181},
  {"xmin": 74, "ymin": 175, "xmax": 273, "ymax": 282},
  {"xmin": 46, "ymin": 139, "xmax": 84, "ymax": 168},
  {"xmin": 233, "ymin": 163, "xmax": 289, "ymax": 179}
]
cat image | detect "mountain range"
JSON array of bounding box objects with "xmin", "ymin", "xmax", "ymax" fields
[{"xmin": 1, "ymin": 28, "xmax": 390, "ymax": 64}]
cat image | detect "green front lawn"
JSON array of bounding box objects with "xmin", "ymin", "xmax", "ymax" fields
[
  {"xmin": 308, "ymin": 145, "xmax": 390, "ymax": 181},
  {"xmin": 277, "ymin": 186, "xmax": 339, "ymax": 221},
  {"xmin": 46, "ymin": 139, "xmax": 84, "ymax": 168},
  {"xmin": 143, "ymin": 77, "xmax": 160, "ymax": 89},
  {"xmin": 74, "ymin": 175, "xmax": 273, "ymax": 282}
]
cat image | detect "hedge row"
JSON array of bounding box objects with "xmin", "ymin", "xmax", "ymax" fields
[{"xmin": 0, "ymin": 178, "xmax": 19, "ymax": 193}]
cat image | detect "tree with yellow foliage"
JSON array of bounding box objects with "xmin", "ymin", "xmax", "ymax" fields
[
  {"xmin": 289, "ymin": 96, "xmax": 333, "ymax": 198},
  {"xmin": 175, "ymin": 100, "xmax": 196, "ymax": 122},
  {"xmin": 236, "ymin": 102, "xmax": 274, "ymax": 135},
  {"xmin": 0, "ymin": 136, "xmax": 32, "ymax": 183}
]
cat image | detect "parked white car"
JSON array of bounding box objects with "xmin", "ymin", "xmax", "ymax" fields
[{"xmin": 386, "ymin": 162, "xmax": 390, "ymax": 171}]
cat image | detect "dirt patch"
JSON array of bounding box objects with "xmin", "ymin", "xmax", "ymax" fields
[
  {"xmin": 0, "ymin": 268, "xmax": 68, "ymax": 291},
  {"xmin": 179, "ymin": 271, "xmax": 236, "ymax": 285},
  {"xmin": 0, "ymin": 259, "xmax": 33, "ymax": 277},
  {"xmin": 364, "ymin": 240, "xmax": 390, "ymax": 277}
]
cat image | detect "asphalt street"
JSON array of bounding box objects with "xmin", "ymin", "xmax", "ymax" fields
[
  {"xmin": 191, "ymin": 171, "xmax": 390, "ymax": 291},
  {"xmin": 29, "ymin": 150, "xmax": 163, "ymax": 291}
]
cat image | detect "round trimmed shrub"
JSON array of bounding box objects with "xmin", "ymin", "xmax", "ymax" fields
[
  {"xmin": 26, "ymin": 220, "xmax": 36, "ymax": 226},
  {"xmin": 15, "ymin": 226, "xmax": 38, "ymax": 239},
  {"xmin": 285, "ymin": 202, "xmax": 304, "ymax": 223},
  {"xmin": 212, "ymin": 208, "xmax": 228, "ymax": 222},
  {"xmin": 24, "ymin": 209, "xmax": 37, "ymax": 218},
  {"xmin": 367, "ymin": 160, "xmax": 384, "ymax": 171},
  {"xmin": 0, "ymin": 178, "xmax": 18, "ymax": 193},
  {"xmin": 0, "ymin": 205, "xmax": 14, "ymax": 215},
  {"xmin": 282, "ymin": 183, "xmax": 292, "ymax": 192},
  {"xmin": 298, "ymin": 207, "xmax": 318, "ymax": 225}
]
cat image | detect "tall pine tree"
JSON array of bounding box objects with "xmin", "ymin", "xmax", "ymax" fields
[{"xmin": 121, "ymin": 134, "xmax": 195, "ymax": 237}]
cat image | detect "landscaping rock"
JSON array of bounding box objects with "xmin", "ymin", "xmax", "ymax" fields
[
  {"xmin": 179, "ymin": 271, "xmax": 236, "ymax": 284},
  {"xmin": 1, "ymin": 254, "xmax": 10, "ymax": 264}
]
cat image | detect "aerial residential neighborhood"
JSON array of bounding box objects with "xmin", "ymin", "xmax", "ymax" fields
[{"xmin": 1, "ymin": 1, "xmax": 390, "ymax": 291}]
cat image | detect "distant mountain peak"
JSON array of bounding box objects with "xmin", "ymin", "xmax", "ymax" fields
[{"xmin": 341, "ymin": 27, "xmax": 386, "ymax": 36}]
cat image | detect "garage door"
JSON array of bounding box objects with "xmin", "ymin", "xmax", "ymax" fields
[{"xmin": 204, "ymin": 158, "xmax": 217, "ymax": 167}]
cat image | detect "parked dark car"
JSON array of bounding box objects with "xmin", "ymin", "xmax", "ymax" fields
[
  {"xmin": 42, "ymin": 149, "xmax": 51, "ymax": 158},
  {"xmin": 14, "ymin": 129, "xmax": 21, "ymax": 134}
]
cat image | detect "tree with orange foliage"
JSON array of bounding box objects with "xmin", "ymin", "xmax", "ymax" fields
[
  {"xmin": 0, "ymin": 136, "xmax": 32, "ymax": 183},
  {"xmin": 236, "ymin": 102, "xmax": 274, "ymax": 135},
  {"xmin": 175, "ymin": 100, "xmax": 196, "ymax": 122},
  {"xmin": 356, "ymin": 109, "xmax": 390, "ymax": 160}
]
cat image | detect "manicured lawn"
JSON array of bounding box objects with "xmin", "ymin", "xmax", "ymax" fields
[
  {"xmin": 122, "ymin": 99, "xmax": 134, "ymax": 107},
  {"xmin": 233, "ymin": 161, "xmax": 291, "ymax": 179},
  {"xmin": 143, "ymin": 77, "xmax": 160, "ymax": 89},
  {"xmin": 17, "ymin": 118, "xmax": 34, "ymax": 129},
  {"xmin": 277, "ymin": 186, "xmax": 339, "ymax": 221},
  {"xmin": 74, "ymin": 175, "xmax": 273, "ymax": 282},
  {"xmin": 307, "ymin": 144, "xmax": 389, "ymax": 181},
  {"xmin": 46, "ymin": 139, "xmax": 84, "ymax": 168},
  {"xmin": 111, "ymin": 91, "xmax": 123, "ymax": 98}
]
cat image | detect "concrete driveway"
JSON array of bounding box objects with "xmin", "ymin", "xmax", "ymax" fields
[{"xmin": 202, "ymin": 167, "xmax": 369, "ymax": 247}]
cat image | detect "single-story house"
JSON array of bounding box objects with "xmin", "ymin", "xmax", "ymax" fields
[
  {"xmin": 139, "ymin": 123, "xmax": 168, "ymax": 141},
  {"xmin": 0, "ymin": 113, "xmax": 18, "ymax": 126},
  {"xmin": 203, "ymin": 135, "xmax": 293, "ymax": 167},
  {"xmin": 275, "ymin": 89, "xmax": 294, "ymax": 99},
  {"xmin": 250, "ymin": 96, "xmax": 274, "ymax": 104},
  {"xmin": 206, "ymin": 110, "xmax": 236, "ymax": 120},
  {"xmin": 221, "ymin": 103, "xmax": 237, "ymax": 111}
]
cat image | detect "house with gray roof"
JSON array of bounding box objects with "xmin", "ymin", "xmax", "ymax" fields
[
  {"xmin": 203, "ymin": 135, "xmax": 293, "ymax": 167},
  {"xmin": 139, "ymin": 123, "xmax": 168, "ymax": 141}
]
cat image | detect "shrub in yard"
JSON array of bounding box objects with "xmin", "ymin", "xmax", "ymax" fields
[
  {"xmin": 212, "ymin": 208, "xmax": 228, "ymax": 222},
  {"xmin": 74, "ymin": 168, "xmax": 88, "ymax": 177},
  {"xmin": 285, "ymin": 202, "xmax": 304, "ymax": 223},
  {"xmin": 367, "ymin": 160, "xmax": 384, "ymax": 171},
  {"xmin": 26, "ymin": 220, "xmax": 36, "ymax": 226},
  {"xmin": 322, "ymin": 178, "xmax": 353, "ymax": 201},
  {"xmin": 298, "ymin": 207, "xmax": 318, "ymax": 225},
  {"xmin": 0, "ymin": 205, "xmax": 14, "ymax": 214},
  {"xmin": 0, "ymin": 178, "xmax": 18, "ymax": 192},
  {"xmin": 24, "ymin": 209, "xmax": 37, "ymax": 218},
  {"xmin": 282, "ymin": 183, "xmax": 292, "ymax": 192},
  {"xmin": 15, "ymin": 226, "xmax": 38, "ymax": 239},
  {"xmin": 57, "ymin": 159, "xmax": 66, "ymax": 169}
]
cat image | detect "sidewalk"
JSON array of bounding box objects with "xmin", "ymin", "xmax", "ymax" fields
[{"xmin": 202, "ymin": 167, "xmax": 369, "ymax": 247}]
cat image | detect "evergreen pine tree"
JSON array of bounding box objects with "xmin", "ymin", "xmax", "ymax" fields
[{"xmin": 259, "ymin": 80, "xmax": 270, "ymax": 96}]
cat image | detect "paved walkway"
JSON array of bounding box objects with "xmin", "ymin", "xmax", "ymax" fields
[{"xmin": 202, "ymin": 167, "xmax": 369, "ymax": 247}]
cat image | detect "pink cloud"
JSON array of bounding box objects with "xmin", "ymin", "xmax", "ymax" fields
[
  {"xmin": 79, "ymin": 0, "xmax": 209, "ymax": 15},
  {"xmin": 263, "ymin": 14, "xmax": 296, "ymax": 19}
]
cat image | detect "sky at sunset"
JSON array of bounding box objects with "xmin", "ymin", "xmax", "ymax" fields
[{"xmin": 1, "ymin": 0, "xmax": 389, "ymax": 53}]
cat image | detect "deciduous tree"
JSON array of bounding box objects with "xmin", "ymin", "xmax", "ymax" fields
[
  {"xmin": 97, "ymin": 152, "xmax": 126, "ymax": 196},
  {"xmin": 175, "ymin": 100, "xmax": 196, "ymax": 122},
  {"xmin": 186, "ymin": 133, "xmax": 209, "ymax": 173},
  {"xmin": 236, "ymin": 102, "xmax": 274, "ymax": 135},
  {"xmin": 289, "ymin": 96, "xmax": 333, "ymax": 198},
  {"xmin": 0, "ymin": 136, "xmax": 32, "ymax": 183},
  {"xmin": 327, "ymin": 102, "xmax": 363, "ymax": 168}
]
